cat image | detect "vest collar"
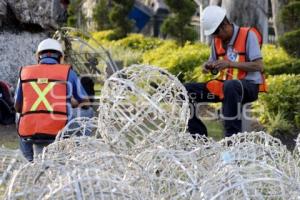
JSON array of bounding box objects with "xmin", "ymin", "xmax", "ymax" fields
[{"xmin": 227, "ymin": 24, "xmax": 240, "ymax": 47}]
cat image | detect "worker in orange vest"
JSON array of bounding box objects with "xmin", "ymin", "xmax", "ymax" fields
[
  {"xmin": 185, "ymin": 5, "xmax": 267, "ymax": 138},
  {"xmin": 14, "ymin": 38, "xmax": 90, "ymax": 161}
]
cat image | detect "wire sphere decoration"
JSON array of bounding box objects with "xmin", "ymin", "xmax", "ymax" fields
[
  {"xmin": 43, "ymin": 168, "xmax": 150, "ymax": 200},
  {"xmin": 97, "ymin": 64, "xmax": 190, "ymax": 151}
]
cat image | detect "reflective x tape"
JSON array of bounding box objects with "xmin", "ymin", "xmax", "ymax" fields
[{"xmin": 30, "ymin": 82, "xmax": 56, "ymax": 112}]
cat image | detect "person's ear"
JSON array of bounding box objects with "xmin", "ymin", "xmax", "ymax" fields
[
  {"xmin": 36, "ymin": 53, "xmax": 40, "ymax": 63},
  {"xmin": 60, "ymin": 55, "xmax": 65, "ymax": 64}
]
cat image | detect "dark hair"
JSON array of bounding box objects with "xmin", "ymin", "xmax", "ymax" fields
[
  {"xmin": 80, "ymin": 76, "xmax": 95, "ymax": 102},
  {"xmin": 222, "ymin": 16, "xmax": 230, "ymax": 25}
]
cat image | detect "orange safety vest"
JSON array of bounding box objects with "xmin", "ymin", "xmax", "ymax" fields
[
  {"xmin": 207, "ymin": 27, "xmax": 267, "ymax": 99},
  {"xmin": 18, "ymin": 64, "xmax": 71, "ymax": 138}
]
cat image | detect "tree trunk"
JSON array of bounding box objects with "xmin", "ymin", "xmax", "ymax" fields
[
  {"xmin": 195, "ymin": 0, "xmax": 210, "ymax": 43},
  {"xmin": 210, "ymin": 0, "xmax": 222, "ymax": 6},
  {"xmin": 271, "ymin": 0, "xmax": 289, "ymax": 41},
  {"xmin": 222, "ymin": 0, "xmax": 269, "ymax": 43}
]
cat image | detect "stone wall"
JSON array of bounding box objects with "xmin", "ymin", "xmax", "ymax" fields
[
  {"xmin": 0, "ymin": 0, "xmax": 67, "ymax": 29},
  {"xmin": 0, "ymin": 0, "xmax": 68, "ymax": 85},
  {"xmin": 0, "ymin": 31, "xmax": 46, "ymax": 85}
]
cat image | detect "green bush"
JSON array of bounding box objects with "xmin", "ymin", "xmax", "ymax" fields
[
  {"xmin": 279, "ymin": 29, "xmax": 300, "ymax": 58},
  {"xmin": 142, "ymin": 41, "xmax": 210, "ymax": 82},
  {"xmin": 262, "ymin": 44, "xmax": 300, "ymax": 75},
  {"xmin": 90, "ymin": 31, "xmax": 300, "ymax": 82},
  {"xmin": 265, "ymin": 112, "xmax": 294, "ymax": 137},
  {"xmin": 109, "ymin": 46, "xmax": 144, "ymax": 67},
  {"xmin": 265, "ymin": 59, "xmax": 300, "ymax": 75},
  {"xmin": 262, "ymin": 45, "xmax": 290, "ymax": 67},
  {"xmin": 255, "ymin": 74, "xmax": 300, "ymax": 136},
  {"xmin": 279, "ymin": 1, "xmax": 300, "ymax": 32},
  {"xmin": 91, "ymin": 30, "xmax": 115, "ymax": 42},
  {"xmin": 113, "ymin": 34, "xmax": 164, "ymax": 52}
]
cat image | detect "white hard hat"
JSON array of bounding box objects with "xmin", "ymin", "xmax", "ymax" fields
[
  {"xmin": 201, "ymin": 6, "xmax": 226, "ymax": 36},
  {"xmin": 37, "ymin": 38, "xmax": 64, "ymax": 55}
]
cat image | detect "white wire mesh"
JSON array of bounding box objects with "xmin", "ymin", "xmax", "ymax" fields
[
  {"xmin": 43, "ymin": 168, "xmax": 150, "ymax": 200},
  {"xmin": 5, "ymin": 160, "xmax": 68, "ymax": 200},
  {"xmin": 134, "ymin": 146, "xmax": 219, "ymax": 199},
  {"xmin": 41, "ymin": 137, "xmax": 151, "ymax": 186},
  {"xmin": 293, "ymin": 133, "xmax": 300, "ymax": 178},
  {"xmin": 0, "ymin": 148, "xmax": 27, "ymax": 199},
  {"xmin": 294, "ymin": 133, "xmax": 300, "ymax": 156},
  {"xmin": 97, "ymin": 64, "xmax": 190, "ymax": 152},
  {"xmin": 0, "ymin": 148, "xmax": 26, "ymax": 185},
  {"xmin": 56, "ymin": 117, "xmax": 99, "ymax": 140},
  {"xmin": 40, "ymin": 137, "xmax": 114, "ymax": 163},
  {"xmin": 199, "ymin": 162, "xmax": 300, "ymax": 199},
  {"xmin": 217, "ymin": 132, "xmax": 300, "ymax": 180},
  {"xmin": 32, "ymin": 136, "xmax": 152, "ymax": 199},
  {"xmin": 3, "ymin": 131, "xmax": 300, "ymax": 200}
]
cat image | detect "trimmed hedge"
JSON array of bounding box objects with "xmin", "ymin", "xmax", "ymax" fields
[
  {"xmin": 142, "ymin": 41, "xmax": 210, "ymax": 82},
  {"xmin": 279, "ymin": 29, "xmax": 300, "ymax": 58},
  {"xmin": 262, "ymin": 44, "xmax": 300, "ymax": 75},
  {"xmin": 255, "ymin": 74, "xmax": 300, "ymax": 136},
  {"xmin": 279, "ymin": 1, "xmax": 300, "ymax": 32},
  {"xmin": 265, "ymin": 59, "xmax": 300, "ymax": 75}
]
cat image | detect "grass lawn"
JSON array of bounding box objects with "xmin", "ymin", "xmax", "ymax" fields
[{"xmin": 204, "ymin": 120, "xmax": 224, "ymax": 141}]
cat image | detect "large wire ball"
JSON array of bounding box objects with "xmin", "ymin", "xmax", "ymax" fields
[
  {"xmin": 134, "ymin": 146, "xmax": 212, "ymax": 199},
  {"xmin": 5, "ymin": 161, "xmax": 68, "ymax": 200},
  {"xmin": 0, "ymin": 148, "xmax": 26, "ymax": 186},
  {"xmin": 44, "ymin": 168, "xmax": 151, "ymax": 200},
  {"xmin": 199, "ymin": 162, "xmax": 300, "ymax": 199},
  {"xmin": 97, "ymin": 64, "xmax": 189, "ymax": 150}
]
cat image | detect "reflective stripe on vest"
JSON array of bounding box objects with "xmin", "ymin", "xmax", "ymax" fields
[
  {"xmin": 30, "ymin": 81, "xmax": 55, "ymax": 111},
  {"xmin": 18, "ymin": 64, "xmax": 71, "ymax": 137}
]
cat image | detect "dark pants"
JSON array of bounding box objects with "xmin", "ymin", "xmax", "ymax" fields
[
  {"xmin": 19, "ymin": 138, "xmax": 33, "ymax": 162},
  {"xmin": 19, "ymin": 138, "xmax": 54, "ymax": 162},
  {"xmin": 185, "ymin": 80, "xmax": 259, "ymax": 137}
]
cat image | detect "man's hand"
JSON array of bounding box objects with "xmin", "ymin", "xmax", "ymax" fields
[
  {"xmin": 212, "ymin": 60, "xmax": 231, "ymax": 71},
  {"xmin": 202, "ymin": 61, "xmax": 214, "ymax": 74}
]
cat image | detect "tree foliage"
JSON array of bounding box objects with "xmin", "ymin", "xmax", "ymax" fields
[
  {"xmin": 279, "ymin": 29, "xmax": 300, "ymax": 58},
  {"xmin": 108, "ymin": 0, "xmax": 135, "ymax": 40},
  {"xmin": 161, "ymin": 0, "xmax": 198, "ymax": 46},
  {"xmin": 279, "ymin": 1, "xmax": 300, "ymax": 32},
  {"xmin": 279, "ymin": 1, "xmax": 300, "ymax": 58},
  {"xmin": 67, "ymin": 0, "xmax": 85, "ymax": 27},
  {"xmin": 93, "ymin": 0, "xmax": 112, "ymax": 30}
]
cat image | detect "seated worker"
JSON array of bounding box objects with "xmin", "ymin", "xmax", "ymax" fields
[
  {"xmin": 185, "ymin": 6, "xmax": 267, "ymax": 138},
  {"xmin": 14, "ymin": 38, "xmax": 90, "ymax": 161},
  {"xmin": 0, "ymin": 80, "xmax": 15, "ymax": 125}
]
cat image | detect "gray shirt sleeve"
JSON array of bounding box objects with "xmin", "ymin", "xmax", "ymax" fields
[
  {"xmin": 246, "ymin": 31, "xmax": 262, "ymax": 61},
  {"xmin": 245, "ymin": 30, "xmax": 263, "ymax": 84}
]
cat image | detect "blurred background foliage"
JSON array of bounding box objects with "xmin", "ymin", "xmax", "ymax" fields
[
  {"xmin": 89, "ymin": 31, "xmax": 300, "ymax": 136},
  {"xmin": 65, "ymin": 0, "xmax": 300, "ymax": 139}
]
